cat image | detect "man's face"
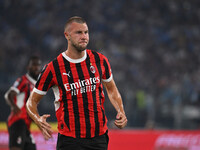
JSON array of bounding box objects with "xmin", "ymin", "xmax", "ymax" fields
[
  {"xmin": 28, "ymin": 59, "xmax": 41, "ymax": 80},
  {"xmin": 65, "ymin": 22, "xmax": 89, "ymax": 52}
]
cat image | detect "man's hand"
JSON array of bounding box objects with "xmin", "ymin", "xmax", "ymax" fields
[
  {"xmin": 36, "ymin": 114, "xmax": 53, "ymax": 140},
  {"xmin": 114, "ymin": 111, "xmax": 128, "ymax": 129},
  {"xmin": 26, "ymin": 92, "xmax": 52, "ymax": 140}
]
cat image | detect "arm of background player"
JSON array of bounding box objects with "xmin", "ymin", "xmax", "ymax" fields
[
  {"xmin": 103, "ymin": 78, "xmax": 128, "ymax": 129},
  {"xmin": 4, "ymin": 89, "xmax": 21, "ymax": 115},
  {"xmin": 26, "ymin": 92, "xmax": 53, "ymax": 140}
]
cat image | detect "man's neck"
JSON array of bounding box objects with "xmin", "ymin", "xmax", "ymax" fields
[
  {"xmin": 26, "ymin": 73, "xmax": 37, "ymax": 84},
  {"xmin": 65, "ymin": 48, "xmax": 86, "ymax": 59}
]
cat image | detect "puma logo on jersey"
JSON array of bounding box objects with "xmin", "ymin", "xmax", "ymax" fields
[{"xmin": 63, "ymin": 71, "xmax": 70, "ymax": 77}]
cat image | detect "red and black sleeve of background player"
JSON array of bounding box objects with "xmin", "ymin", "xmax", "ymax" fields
[
  {"xmin": 13, "ymin": 76, "xmax": 29, "ymax": 93},
  {"xmin": 13, "ymin": 77, "xmax": 23, "ymax": 91}
]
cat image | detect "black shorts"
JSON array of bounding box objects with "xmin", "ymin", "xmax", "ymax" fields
[
  {"xmin": 56, "ymin": 131, "xmax": 109, "ymax": 150},
  {"xmin": 8, "ymin": 119, "xmax": 36, "ymax": 150}
]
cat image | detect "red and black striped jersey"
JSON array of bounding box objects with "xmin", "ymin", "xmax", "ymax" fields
[
  {"xmin": 5, "ymin": 74, "xmax": 36, "ymax": 129},
  {"xmin": 33, "ymin": 49, "xmax": 112, "ymax": 138}
]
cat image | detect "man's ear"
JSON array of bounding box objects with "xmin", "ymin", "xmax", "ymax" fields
[{"xmin": 64, "ymin": 32, "xmax": 69, "ymax": 40}]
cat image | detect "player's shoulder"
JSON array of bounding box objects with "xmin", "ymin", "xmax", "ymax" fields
[
  {"xmin": 13, "ymin": 74, "xmax": 28, "ymax": 87},
  {"xmin": 17, "ymin": 74, "xmax": 26, "ymax": 82},
  {"xmin": 86, "ymin": 49, "xmax": 107, "ymax": 59},
  {"xmin": 51, "ymin": 53, "xmax": 63, "ymax": 64},
  {"xmin": 43, "ymin": 53, "xmax": 62, "ymax": 69}
]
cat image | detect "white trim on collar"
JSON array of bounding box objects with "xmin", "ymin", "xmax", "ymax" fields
[
  {"xmin": 62, "ymin": 50, "xmax": 87, "ymax": 63},
  {"xmin": 26, "ymin": 74, "xmax": 37, "ymax": 85}
]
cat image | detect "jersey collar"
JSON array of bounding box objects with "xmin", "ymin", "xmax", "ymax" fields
[
  {"xmin": 62, "ymin": 50, "xmax": 87, "ymax": 63},
  {"xmin": 26, "ymin": 74, "xmax": 37, "ymax": 85}
]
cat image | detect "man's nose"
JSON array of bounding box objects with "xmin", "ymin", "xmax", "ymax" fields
[{"xmin": 81, "ymin": 33, "xmax": 87, "ymax": 39}]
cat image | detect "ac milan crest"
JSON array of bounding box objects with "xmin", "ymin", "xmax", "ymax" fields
[{"xmin": 90, "ymin": 65, "xmax": 96, "ymax": 74}]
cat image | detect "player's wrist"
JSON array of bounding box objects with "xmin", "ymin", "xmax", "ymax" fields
[
  {"xmin": 11, "ymin": 104, "xmax": 18, "ymax": 109},
  {"xmin": 33, "ymin": 115, "xmax": 42, "ymax": 125}
]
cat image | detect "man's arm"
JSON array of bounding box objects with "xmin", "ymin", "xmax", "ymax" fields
[
  {"xmin": 103, "ymin": 78, "xmax": 128, "ymax": 129},
  {"xmin": 4, "ymin": 89, "xmax": 21, "ymax": 115},
  {"xmin": 26, "ymin": 92, "xmax": 53, "ymax": 140}
]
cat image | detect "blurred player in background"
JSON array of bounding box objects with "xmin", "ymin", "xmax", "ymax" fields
[
  {"xmin": 26, "ymin": 16, "xmax": 127, "ymax": 150},
  {"xmin": 4, "ymin": 56, "xmax": 41, "ymax": 150}
]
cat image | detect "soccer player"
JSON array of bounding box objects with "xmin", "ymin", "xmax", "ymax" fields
[
  {"xmin": 26, "ymin": 16, "xmax": 127, "ymax": 150},
  {"xmin": 4, "ymin": 56, "xmax": 41, "ymax": 150}
]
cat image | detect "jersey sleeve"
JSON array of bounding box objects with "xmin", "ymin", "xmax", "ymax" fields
[
  {"xmin": 10, "ymin": 77, "xmax": 24, "ymax": 94},
  {"xmin": 102, "ymin": 56, "xmax": 113, "ymax": 82},
  {"xmin": 33, "ymin": 64, "xmax": 54, "ymax": 95}
]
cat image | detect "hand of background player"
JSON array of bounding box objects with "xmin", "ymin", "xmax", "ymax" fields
[
  {"xmin": 37, "ymin": 114, "xmax": 53, "ymax": 140},
  {"xmin": 114, "ymin": 111, "xmax": 128, "ymax": 129}
]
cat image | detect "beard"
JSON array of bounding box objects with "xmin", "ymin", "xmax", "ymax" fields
[
  {"xmin": 69, "ymin": 36, "xmax": 89, "ymax": 52},
  {"xmin": 71, "ymin": 42, "xmax": 87, "ymax": 52}
]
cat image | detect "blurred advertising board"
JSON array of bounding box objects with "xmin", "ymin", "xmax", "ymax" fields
[
  {"xmin": 0, "ymin": 122, "xmax": 199, "ymax": 150},
  {"xmin": 109, "ymin": 130, "xmax": 200, "ymax": 150}
]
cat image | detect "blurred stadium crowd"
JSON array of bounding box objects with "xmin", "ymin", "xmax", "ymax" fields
[{"xmin": 0, "ymin": 0, "xmax": 200, "ymax": 129}]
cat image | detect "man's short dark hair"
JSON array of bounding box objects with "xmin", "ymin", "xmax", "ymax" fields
[{"xmin": 64, "ymin": 16, "xmax": 86, "ymax": 32}]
